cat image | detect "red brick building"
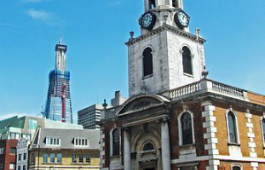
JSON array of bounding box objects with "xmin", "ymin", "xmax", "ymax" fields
[
  {"xmin": 99, "ymin": 0, "xmax": 265, "ymax": 170},
  {"xmin": 0, "ymin": 139, "xmax": 18, "ymax": 170}
]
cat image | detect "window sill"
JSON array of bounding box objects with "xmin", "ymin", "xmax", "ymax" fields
[
  {"xmin": 142, "ymin": 74, "xmax": 153, "ymax": 79},
  {"xmin": 183, "ymin": 73, "xmax": 194, "ymax": 78},
  {"xmin": 139, "ymin": 150, "xmax": 156, "ymax": 155},
  {"xmin": 110, "ymin": 155, "xmax": 121, "ymax": 159},
  {"xmin": 42, "ymin": 163, "xmax": 62, "ymax": 165},
  {"xmin": 71, "ymin": 163, "xmax": 91, "ymax": 165},
  {"xmin": 228, "ymin": 143, "xmax": 240, "ymax": 146},
  {"xmin": 179, "ymin": 143, "xmax": 196, "ymax": 148}
]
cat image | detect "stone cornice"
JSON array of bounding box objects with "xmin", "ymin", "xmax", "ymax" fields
[{"xmin": 126, "ymin": 24, "xmax": 206, "ymax": 46}]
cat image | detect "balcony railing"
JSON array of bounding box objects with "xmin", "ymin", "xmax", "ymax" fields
[
  {"xmin": 102, "ymin": 106, "xmax": 122, "ymax": 119},
  {"xmin": 162, "ymin": 79, "xmax": 248, "ymax": 101}
]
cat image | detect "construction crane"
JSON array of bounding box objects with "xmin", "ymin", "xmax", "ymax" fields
[{"xmin": 61, "ymin": 84, "xmax": 67, "ymax": 123}]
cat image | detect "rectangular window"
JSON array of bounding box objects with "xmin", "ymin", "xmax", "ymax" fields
[
  {"xmin": 79, "ymin": 154, "xmax": 83, "ymax": 163},
  {"xmin": 18, "ymin": 154, "xmax": 21, "ymax": 161},
  {"xmin": 10, "ymin": 133, "xmax": 16, "ymax": 139},
  {"xmin": 23, "ymin": 165, "xmax": 26, "ymax": 170},
  {"xmin": 18, "ymin": 166, "xmax": 21, "ymax": 170},
  {"xmin": 23, "ymin": 153, "xmax": 26, "ymax": 160},
  {"xmin": 85, "ymin": 154, "xmax": 90, "ymax": 164},
  {"xmin": 29, "ymin": 119, "xmax": 38, "ymax": 130},
  {"xmin": 57, "ymin": 154, "xmax": 62, "ymax": 163},
  {"xmin": 10, "ymin": 147, "xmax": 16, "ymax": 154},
  {"xmin": 0, "ymin": 148, "xmax": 5, "ymax": 154},
  {"xmin": 31, "ymin": 154, "xmax": 35, "ymax": 163},
  {"xmin": 45, "ymin": 137, "xmax": 60, "ymax": 146},
  {"xmin": 50, "ymin": 153, "xmax": 55, "ymax": 163},
  {"xmin": 74, "ymin": 138, "xmax": 89, "ymax": 147},
  {"xmin": 72, "ymin": 154, "xmax": 77, "ymax": 163},
  {"xmin": 43, "ymin": 153, "xmax": 48, "ymax": 163},
  {"xmin": 9, "ymin": 163, "xmax": 15, "ymax": 170}
]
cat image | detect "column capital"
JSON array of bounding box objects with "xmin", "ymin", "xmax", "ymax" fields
[
  {"xmin": 122, "ymin": 127, "xmax": 131, "ymax": 132},
  {"xmin": 157, "ymin": 116, "xmax": 170, "ymax": 123}
]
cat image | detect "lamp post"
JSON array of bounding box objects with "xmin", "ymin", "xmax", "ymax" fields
[{"xmin": 37, "ymin": 144, "xmax": 40, "ymax": 170}]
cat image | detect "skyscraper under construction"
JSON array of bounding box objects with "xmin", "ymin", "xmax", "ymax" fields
[{"xmin": 44, "ymin": 40, "xmax": 73, "ymax": 123}]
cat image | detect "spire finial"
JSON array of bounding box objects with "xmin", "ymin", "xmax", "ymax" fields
[{"xmin": 59, "ymin": 16, "xmax": 62, "ymax": 44}]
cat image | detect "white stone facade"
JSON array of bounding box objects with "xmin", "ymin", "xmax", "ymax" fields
[{"xmin": 128, "ymin": 27, "xmax": 205, "ymax": 97}]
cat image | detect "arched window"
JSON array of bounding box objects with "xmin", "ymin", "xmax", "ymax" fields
[
  {"xmin": 149, "ymin": 0, "xmax": 156, "ymax": 9},
  {"xmin": 227, "ymin": 112, "xmax": 238, "ymax": 143},
  {"xmin": 182, "ymin": 46, "xmax": 192, "ymax": 75},
  {"xmin": 143, "ymin": 142, "xmax": 154, "ymax": 151},
  {"xmin": 181, "ymin": 112, "xmax": 193, "ymax": 145},
  {"xmin": 232, "ymin": 165, "xmax": 241, "ymax": 170},
  {"xmin": 172, "ymin": 0, "xmax": 177, "ymax": 7},
  {"xmin": 112, "ymin": 129, "xmax": 120, "ymax": 156},
  {"xmin": 262, "ymin": 119, "xmax": 265, "ymax": 144},
  {"xmin": 143, "ymin": 48, "xmax": 153, "ymax": 77}
]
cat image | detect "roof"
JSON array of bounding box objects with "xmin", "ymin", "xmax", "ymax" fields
[
  {"xmin": 32, "ymin": 128, "xmax": 100, "ymax": 150},
  {"xmin": 0, "ymin": 116, "xmax": 26, "ymax": 129}
]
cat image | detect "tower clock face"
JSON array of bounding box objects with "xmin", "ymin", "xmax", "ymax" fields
[
  {"xmin": 140, "ymin": 12, "xmax": 156, "ymax": 30},
  {"xmin": 174, "ymin": 10, "xmax": 190, "ymax": 29}
]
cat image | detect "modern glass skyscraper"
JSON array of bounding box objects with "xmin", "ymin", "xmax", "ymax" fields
[{"xmin": 44, "ymin": 40, "xmax": 73, "ymax": 123}]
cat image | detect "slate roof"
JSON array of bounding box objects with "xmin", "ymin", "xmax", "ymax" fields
[{"xmin": 32, "ymin": 128, "xmax": 100, "ymax": 150}]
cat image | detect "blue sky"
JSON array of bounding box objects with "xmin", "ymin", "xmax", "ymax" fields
[{"xmin": 0, "ymin": 0, "xmax": 265, "ymax": 122}]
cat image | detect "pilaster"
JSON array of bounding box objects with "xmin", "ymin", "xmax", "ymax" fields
[
  {"xmin": 161, "ymin": 118, "xmax": 171, "ymax": 170},
  {"xmin": 201, "ymin": 101, "xmax": 219, "ymax": 170},
  {"xmin": 245, "ymin": 109, "xmax": 257, "ymax": 158}
]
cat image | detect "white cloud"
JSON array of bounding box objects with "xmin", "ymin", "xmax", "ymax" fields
[{"xmin": 27, "ymin": 9, "xmax": 50, "ymax": 21}]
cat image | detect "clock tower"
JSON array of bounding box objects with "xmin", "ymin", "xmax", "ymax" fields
[{"xmin": 127, "ymin": 0, "xmax": 206, "ymax": 97}]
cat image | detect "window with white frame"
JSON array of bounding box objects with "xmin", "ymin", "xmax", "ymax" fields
[
  {"xmin": 74, "ymin": 138, "xmax": 89, "ymax": 147},
  {"xmin": 57, "ymin": 153, "xmax": 62, "ymax": 163},
  {"xmin": 182, "ymin": 46, "xmax": 193, "ymax": 75},
  {"xmin": 9, "ymin": 163, "xmax": 15, "ymax": 170},
  {"xmin": 23, "ymin": 153, "xmax": 26, "ymax": 160},
  {"xmin": 85, "ymin": 154, "xmax": 90, "ymax": 164},
  {"xmin": 143, "ymin": 142, "xmax": 155, "ymax": 151},
  {"xmin": 178, "ymin": 111, "xmax": 195, "ymax": 146},
  {"xmin": 43, "ymin": 153, "xmax": 48, "ymax": 163},
  {"xmin": 143, "ymin": 47, "xmax": 153, "ymax": 77},
  {"xmin": 45, "ymin": 137, "xmax": 61, "ymax": 146},
  {"xmin": 112, "ymin": 128, "xmax": 120, "ymax": 156},
  {"xmin": 180, "ymin": 112, "xmax": 193, "ymax": 145},
  {"xmin": 79, "ymin": 154, "xmax": 83, "ymax": 163},
  {"xmin": 18, "ymin": 154, "xmax": 21, "ymax": 161},
  {"xmin": 232, "ymin": 165, "xmax": 241, "ymax": 170},
  {"xmin": 50, "ymin": 153, "xmax": 55, "ymax": 163},
  {"xmin": 227, "ymin": 111, "xmax": 239, "ymax": 144},
  {"xmin": 72, "ymin": 154, "xmax": 77, "ymax": 163}
]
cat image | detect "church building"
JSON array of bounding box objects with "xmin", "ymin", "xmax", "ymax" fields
[{"xmin": 99, "ymin": 0, "xmax": 265, "ymax": 170}]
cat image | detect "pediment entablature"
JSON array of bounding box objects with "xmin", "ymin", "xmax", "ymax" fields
[{"xmin": 117, "ymin": 94, "xmax": 170, "ymax": 116}]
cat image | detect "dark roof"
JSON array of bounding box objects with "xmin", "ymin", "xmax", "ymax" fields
[
  {"xmin": 0, "ymin": 116, "xmax": 26, "ymax": 129},
  {"xmin": 32, "ymin": 128, "xmax": 100, "ymax": 150}
]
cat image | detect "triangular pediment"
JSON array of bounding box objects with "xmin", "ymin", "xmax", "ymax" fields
[{"xmin": 117, "ymin": 94, "xmax": 169, "ymax": 116}]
